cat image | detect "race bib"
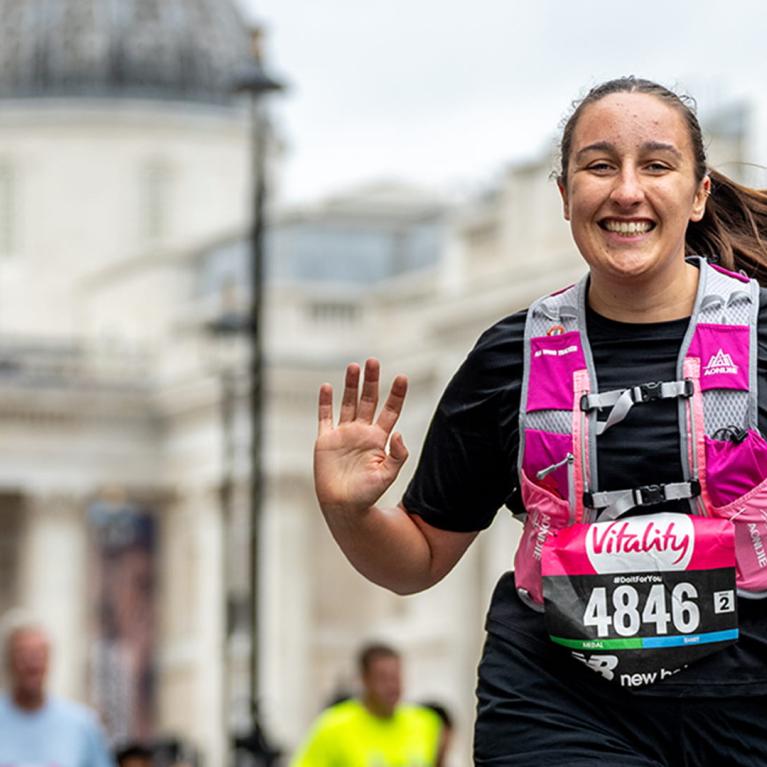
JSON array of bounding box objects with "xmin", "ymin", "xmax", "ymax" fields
[{"xmin": 541, "ymin": 512, "xmax": 738, "ymax": 688}]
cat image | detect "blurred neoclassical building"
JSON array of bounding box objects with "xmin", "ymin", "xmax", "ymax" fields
[
  {"xmin": 0, "ymin": 0, "xmax": 255, "ymax": 762},
  {"xmin": 0, "ymin": 1, "xmax": 757, "ymax": 764}
]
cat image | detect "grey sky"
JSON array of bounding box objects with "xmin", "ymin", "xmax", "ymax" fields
[{"xmin": 238, "ymin": 0, "xmax": 765, "ymax": 205}]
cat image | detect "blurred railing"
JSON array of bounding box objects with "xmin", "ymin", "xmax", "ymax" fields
[{"xmin": 0, "ymin": 336, "xmax": 151, "ymax": 390}]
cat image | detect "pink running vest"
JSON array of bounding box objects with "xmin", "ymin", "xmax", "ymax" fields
[{"xmin": 514, "ymin": 258, "xmax": 767, "ymax": 609}]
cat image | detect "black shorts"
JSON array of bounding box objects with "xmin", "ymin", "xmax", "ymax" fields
[{"xmin": 475, "ymin": 629, "xmax": 767, "ymax": 767}]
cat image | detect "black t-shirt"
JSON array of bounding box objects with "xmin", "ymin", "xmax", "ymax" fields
[{"xmin": 404, "ymin": 287, "xmax": 767, "ymax": 696}]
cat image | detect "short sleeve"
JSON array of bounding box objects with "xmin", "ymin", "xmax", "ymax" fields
[
  {"xmin": 402, "ymin": 311, "xmax": 526, "ymax": 532},
  {"xmin": 289, "ymin": 710, "xmax": 341, "ymax": 767}
]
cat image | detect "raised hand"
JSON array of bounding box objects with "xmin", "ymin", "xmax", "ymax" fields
[{"xmin": 314, "ymin": 358, "xmax": 409, "ymax": 515}]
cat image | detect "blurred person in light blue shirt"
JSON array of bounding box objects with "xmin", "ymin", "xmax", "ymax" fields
[{"xmin": 0, "ymin": 611, "xmax": 114, "ymax": 767}]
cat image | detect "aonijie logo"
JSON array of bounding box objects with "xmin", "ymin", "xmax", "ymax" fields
[
  {"xmin": 532, "ymin": 512, "xmax": 553, "ymax": 560},
  {"xmin": 704, "ymin": 348, "xmax": 738, "ymax": 376},
  {"xmin": 585, "ymin": 513, "xmax": 695, "ymax": 574},
  {"xmin": 747, "ymin": 519, "xmax": 767, "ymax": 569}
]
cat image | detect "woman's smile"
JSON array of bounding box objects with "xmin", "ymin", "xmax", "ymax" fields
[{"xmin": 599, "ymin": 218, "xmax": 655, "ymax": 237}]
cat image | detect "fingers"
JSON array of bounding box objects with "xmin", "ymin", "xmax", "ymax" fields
[
  {"xmin": 328, "ymin": 358, "xmax": 404, "ymax": 431},
  {"xmin": 376, "ymin": 374, "xmax": 408, "ymax": 435},
  {"xmin": 317, "ymin": 383, "xmax": 334, "ymax": 436},
  {"xmin": 356, "ymin": 358, "xmax": 380, "ymax": 423},
  {"xmin": 388, "ymin": 431, "xmax": 409, "ymax": 465},
  {"xmin": 338, "ymin": 363, "xmax": 361, "ymax": 422}
]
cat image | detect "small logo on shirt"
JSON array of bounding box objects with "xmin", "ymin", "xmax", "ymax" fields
[
  {"xmin": 572, "ymin": 652, "xmax": 619, "ymax": 681},
  {"xmin": 703, "ymin": 348, "xmax": 738, "ymax": 376},
  {"xmin": 533, "ymin": 344, "xmax": 578, "ymax": 358}
]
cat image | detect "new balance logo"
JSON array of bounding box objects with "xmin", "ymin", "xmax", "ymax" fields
[
  {"xmin": 704, "ymin": 349, "xmax": 738, "ymax": 376},
  {"xmin": 572, "ymin": 652, "xmax": 619, "ymax": 681}
]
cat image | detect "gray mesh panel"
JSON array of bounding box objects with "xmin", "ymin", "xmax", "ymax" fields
[
  {"xmin": 705, "ymin": 267, "xmax": 736, "ymax": 301},
  {"xmin": 698, "ymin": 297, "xmax": 750, "ymax": 326},
  {"xmin": 703, "ymin": 389, "xmax": 750, "ymax": 435},
  {"xmin": 698, "ymin": 267, "xmax": 753, "ymax": 326},
  {"xmin": 525, "ymin": 409, "xmax": 572, "ymax": 435},
  {"xmin": 529, "ymin": 300, "xmax": 579, "ymax": 337},
  {"xmin": 726, "ymin": 298, "xmax": 752, "ymax": 327}
]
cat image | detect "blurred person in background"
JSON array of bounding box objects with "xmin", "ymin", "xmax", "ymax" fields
[
  {"xmin": 0, "ymin": 610, "xmax": 114, "ymax": 767},
  {"xmin": 151, "ymin": 737, "xmax": 197, "ymax": 767},
  {"xmin": 290, "ymin": 642, "xmax": 442, "ymax": 766},
  {"xmin": 115, "ymin": 743, "xmax": 153, "ymax": 767}
]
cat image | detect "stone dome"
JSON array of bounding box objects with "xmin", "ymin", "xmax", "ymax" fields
[{"xmin": 0, "ymin": 0, "xmax": 257, "ymax": 103}]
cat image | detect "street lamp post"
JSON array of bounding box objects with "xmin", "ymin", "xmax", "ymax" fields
[{"xmin": 232, "ymin": 31, "xmax": 284, "ymax": 765}]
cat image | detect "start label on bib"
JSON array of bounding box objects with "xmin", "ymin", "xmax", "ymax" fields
[{"xmin": 541, "ymin": 513, "xmax": 738, "ymax": 687}]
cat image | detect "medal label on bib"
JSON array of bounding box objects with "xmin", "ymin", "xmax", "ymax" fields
[{"xmin": 542, "ymin": 513, "xmax": 738, "ymax": 687}]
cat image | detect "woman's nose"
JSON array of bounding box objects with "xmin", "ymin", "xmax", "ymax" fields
[{"xmin": 609, "ymin": 167, "xmax": 644, "ymax": 207}]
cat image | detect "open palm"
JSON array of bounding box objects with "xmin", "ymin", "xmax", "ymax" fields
[{"xmin": 314, "ymin": 359, "xmax": 409, "ymax": 514}]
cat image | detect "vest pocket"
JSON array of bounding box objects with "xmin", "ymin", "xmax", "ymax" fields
[
  {"xmin": 705, "ymin": 432, "xmax": 767, "ymax": 594},
  {"xmin": 514, "ymin": 470, "xmax": 573, "ymax": 605},
  {"xmin": 705, "ymin": 430, "xmax": 767, "ymax": 507},
  {"xmin": 522, "ymin": 429, "xmax": 573, "ymax": 500}
]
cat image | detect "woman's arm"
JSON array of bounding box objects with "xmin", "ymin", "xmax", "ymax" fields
[{"xmin": 314, "ymin": 358, "xmax": 477, "ymax": 595}]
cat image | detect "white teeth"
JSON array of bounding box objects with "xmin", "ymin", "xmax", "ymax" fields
[{"xmin": 604, "ymin": 220, "xmax": 653, "ymax": 234}]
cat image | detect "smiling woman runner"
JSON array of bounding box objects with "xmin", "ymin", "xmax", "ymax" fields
[{"xmin": 313, "ymin": 77, "xmax": 767, "ymax": 767}]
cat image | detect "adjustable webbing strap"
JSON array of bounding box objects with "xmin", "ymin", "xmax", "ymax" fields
[
  {"xmin": 585, "ymin": 480, "xmax": 702, "ymax": 521},
  {"xmin": 581, "ymin": 380, "xmax": 693, "ymax": 435}
]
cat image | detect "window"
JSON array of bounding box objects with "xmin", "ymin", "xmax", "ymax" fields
[{"xmin": 307, "ymin": 301, "xmax": 360, "ymax": 324}]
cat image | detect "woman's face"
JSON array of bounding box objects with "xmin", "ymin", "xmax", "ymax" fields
[{"xmin": 558, "ymin": 92, "xmax": 709, "ymax": 284}]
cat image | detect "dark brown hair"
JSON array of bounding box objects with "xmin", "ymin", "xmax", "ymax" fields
[
  {"xmin": 357, "ymin": 642, "xmax": 399, "ymax": 675},
  {"xmin": 558, "ymin": 76, "xmax": 767, "ymax": 285}
]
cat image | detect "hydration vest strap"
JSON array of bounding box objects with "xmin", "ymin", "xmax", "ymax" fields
[
  {"xmin": 581, "ymin": 380, "xmax": 694, "ymax": 436},
  {"xmin": 585, "ymin": 479, "xmax": 702, "ymax": 521}
]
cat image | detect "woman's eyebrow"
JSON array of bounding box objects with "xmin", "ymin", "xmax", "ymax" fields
[
  {"xmin": 641, "ymin": 141, "xmax": 683, "ymax": 160},
  {"xmin": 574, "ymin": 141, "xmax": 614, "ymax": 161},
  {"xmin": 575, "ymin": 140, "xmax": 683, "ymax": 162}
]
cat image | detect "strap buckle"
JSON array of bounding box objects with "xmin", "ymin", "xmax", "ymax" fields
[
  {"xmin": 630, "ymin": 379, "xmax": 694, "ymax": 403},
  {"xmin": 631, "ymin": 382, "xmax": 662, "ymax": 403},
  {"xmin": 632, "ymin": 484, "xmax": 666, "ymax": 505}
]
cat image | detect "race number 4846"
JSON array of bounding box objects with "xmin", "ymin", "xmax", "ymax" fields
[{"xmin": 583, "ymin": 583, "xmax": 700, "ymax": 637}]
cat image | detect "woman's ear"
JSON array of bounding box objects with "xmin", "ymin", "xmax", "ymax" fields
[{"xmin": 690, "ymin": 175, "xmax": 711, "ymax": 222}]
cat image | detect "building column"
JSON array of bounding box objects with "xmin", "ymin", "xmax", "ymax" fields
[
  {"xmin": 260, "ymin": 475, "xmax": 313, "ymax": 750},
  {"xmin": 157, "ymin": 486, "xmax": 225, "ymax": 767},
  {"xmin": 18, "ymin": 492, "xmax": 89, "ymax": 702}
]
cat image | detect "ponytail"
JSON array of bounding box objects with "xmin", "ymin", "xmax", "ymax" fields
[{"xmin": 686, "ymin": 169, "xmax": 767, "ymax": 286}]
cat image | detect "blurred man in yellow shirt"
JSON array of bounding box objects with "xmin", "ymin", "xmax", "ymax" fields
[{"xmin": 291, "ymin": 643, "xmax": 442, "ymax": 767}]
